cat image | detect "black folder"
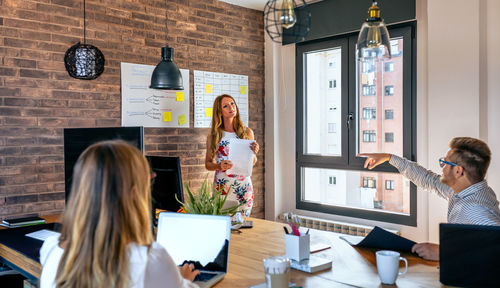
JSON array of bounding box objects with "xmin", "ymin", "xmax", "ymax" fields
[
  {"xmin": 340, "ymin": 226, "xmax": 416, "ymax": 252},
  {"xmin": 0, "ymin": 223, "xmax": 59, "ymax": 262}
]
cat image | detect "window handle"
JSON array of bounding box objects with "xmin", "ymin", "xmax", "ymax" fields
[{"xmin": 347, "ymin": 113, "xmax": 354, "ymax": 129}]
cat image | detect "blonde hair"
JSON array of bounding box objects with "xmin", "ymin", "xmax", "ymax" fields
[
  {"xmin": 209, "ymin": 94, "xmax": 246, "ymax": 158},
  {"xmin": 55, "ymin": 140, "xmax": 152, "ymax": 288}
]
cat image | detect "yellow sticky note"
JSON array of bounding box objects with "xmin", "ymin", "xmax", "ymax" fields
[
  {"xmin": 178, "ymin": 114, "xmax": 186, "ymax": 126},
  {"xmin": 240, "ymin": 86, "xmax": 247, "ymax": 95},
  {"xmin": 205, "ymin": 84, "xmax": 213, "ymax": 94},
  {"xmin": 163, "ymin": 112, "xmax": 172, "ymax": 122},
  {"xmin": 176, "ymin": 91, "xmax": 184, "ymax": 102},
  {"xmin": 206, "ymin": 108, "xmax": 213, "ymax": 118}
]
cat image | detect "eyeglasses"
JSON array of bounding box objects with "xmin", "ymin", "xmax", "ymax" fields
[{"xmin": 439, "ymin": 157, "xmax": 459, "ymax": 168}]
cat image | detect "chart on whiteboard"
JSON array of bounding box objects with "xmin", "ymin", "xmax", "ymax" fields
[
  {"xmin": 121, "ymin": 62, "xmax": 190, "ymax": 128},
  {"xmin": 193, "ymin": 70, "xmax": 248, "ymax": 128}
]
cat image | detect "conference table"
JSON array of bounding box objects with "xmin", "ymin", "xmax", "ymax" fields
[{"xmin": 0, "ymin": 215, "xmax": 445, "ymax": 287}]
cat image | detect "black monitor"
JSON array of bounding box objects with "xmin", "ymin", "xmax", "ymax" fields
[
  {"xmin": 146, "ymin": 156, "xmax": 184, "ymax": 225},
  {"xmin": 63, "ymin": 127, "xmax": 144, "ymax": 202}
]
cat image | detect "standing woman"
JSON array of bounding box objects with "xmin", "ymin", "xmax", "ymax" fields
[
  {"xmin": 205, "ymin": 94, "xmax": 259, "ymax": 217},
  {"xmin": 40, "ymin": 140, "xmax": 199, "ymax": 288}
]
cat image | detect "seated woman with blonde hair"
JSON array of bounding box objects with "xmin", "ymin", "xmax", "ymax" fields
[{"xmin": 40, "ymin": 140, "xmax": 199, "ymax": 288}]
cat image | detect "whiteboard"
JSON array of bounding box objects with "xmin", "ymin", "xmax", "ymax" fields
[
  {"xmin": 193, "ymin": 70, "xmax": 248, "ymax": 128},
  {"xmin": 121, "ymin": 62, "xmax": 190, "ymax": 128}
]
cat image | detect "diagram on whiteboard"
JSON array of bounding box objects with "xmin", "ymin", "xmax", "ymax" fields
[
  {"xmin": 193, "ymin": 70, "xmax": 248, "ymax": 128},
  {"xmin": 121, "ymin": 62, "xmax": 190, "ymax": 128}
]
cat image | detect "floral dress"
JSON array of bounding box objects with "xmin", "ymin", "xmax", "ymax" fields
[{"xmin": 214, "ymin": 131, "xmax": 254, "ymax": 217}]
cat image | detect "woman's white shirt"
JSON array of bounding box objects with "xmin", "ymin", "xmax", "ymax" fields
[{"xmin": 39, "ymin": 235, "xmax": 199, "ymax": 288}]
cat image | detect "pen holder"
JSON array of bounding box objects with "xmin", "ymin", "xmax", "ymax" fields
[{"xmin": 285, "ymin": 233, "xmax": 310, "ymax": 261}]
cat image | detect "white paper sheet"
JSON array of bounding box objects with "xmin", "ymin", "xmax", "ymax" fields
[{"xmin": 226, "ymin": 139, "xmax": 255, "ymax": 177}]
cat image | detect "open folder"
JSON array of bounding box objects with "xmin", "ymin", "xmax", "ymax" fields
[{"xmin": 340, "ymin": 226, "xmax": 416, "ymax": 252}]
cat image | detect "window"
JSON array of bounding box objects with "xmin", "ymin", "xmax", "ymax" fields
[
  {"xmin": 386, "ymin": 180, "xmax": 395, "ymax": 190},
  {"xmin": 362, "ymin": 61, "xmax": 375, "ymax": 73},
  {"xmin": 362, "ymin": 84, "xmax": 376, "ymax": 96},
  {"xmin": 362, "ymin": 107, "xmax": 376, "ymax": 120},
  {"xmin": 362, "ymin": 130, "xmax": 376, "ymax": 142},
  {"xmin": 385, "ymin": 132, "xmax": 394, "ymax": 143},
  {"xmin": 329, "ymin": 79, "xmax": 337, "ymax": 89},
  {"xmin": 363, "ymin": 177, "xmax": 376, "ymax": 188},
  {"xmin": 385, "ymin": 109, "xmax": 394, "ymax": 120},
  {"xmin": 385, "ymin": 85, "xmax": 394, "ymax": 96},
  {"xmin": 328, "ymin": 123, "xmax": 337, "ymax": 133},
  {"xmin": 296, "ymin": 24, "xmax": 416, "ymax": 225},
  {"xmin": 329, "ymin": 176, "xmax": 336, "ymax": 185},
  {"xmin": 385, "ymin": 62, "xmax": 394, "ymax": 72}
]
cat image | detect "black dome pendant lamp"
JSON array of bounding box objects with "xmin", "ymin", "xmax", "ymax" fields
[
  {"xmin": 64, "ymin": 0, "xmax": 105, "ymax": 80},
  {"xmin": 150, "ymin": 0, "xmax": 183, "ymax": 90}
]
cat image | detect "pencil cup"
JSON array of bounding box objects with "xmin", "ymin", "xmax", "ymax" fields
[{"xmin": 285, "ymin": 233, "xmax": 310, "ymax": 261}]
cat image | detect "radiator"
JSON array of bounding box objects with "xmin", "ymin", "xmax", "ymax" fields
[{"xmin": 277, "ymin": 213, "xmax": 399, "ymax": 237}]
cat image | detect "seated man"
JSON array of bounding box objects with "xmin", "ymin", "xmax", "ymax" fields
[{"xmin": 360, "ymin": 137, "xmax": 500, "ymax": 261}]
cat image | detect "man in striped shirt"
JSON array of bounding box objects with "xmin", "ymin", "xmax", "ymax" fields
[{"xmin": 360, "ymin": 137, "xmax": 500, "ymax": 261}]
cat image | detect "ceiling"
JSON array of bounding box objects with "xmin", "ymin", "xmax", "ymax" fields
[
  {"xmin": 219, "ymin": 0, "xmax": 322, "ymax": 11},
  {"xmin": 219, "ymin": 0, "xmax": 269, "ymax": 11}
]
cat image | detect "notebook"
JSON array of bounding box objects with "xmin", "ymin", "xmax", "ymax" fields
[
  {"xmin": 156, "ymin": 212, "xmax": 231, "ymax": 288},
  {"xmin": 439, "ymin": 223, "xmax": 500, "ymax": 287}
]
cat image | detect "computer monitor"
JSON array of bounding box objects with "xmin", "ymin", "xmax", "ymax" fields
[
  {"xmin": 146, "ymin": 156, "xmax": 184, "ymax": 225},
  {"xmin": 63, "ymin": 127, "xmax": 144, "ymax": 202}
]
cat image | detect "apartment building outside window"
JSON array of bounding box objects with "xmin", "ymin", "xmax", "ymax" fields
[
  {"xmin": 363, "ymin": 130, "xmax": 376, "ymax": 142},
  {"xmin": 385, "ymin": 85, "xmax": 394, "ymax": 96},
  {"xmin": 385, "ymin": 132, "xmax": 394, "ymax": 143},
  {"xmin": 386, "ymin": 180, "xmax": 395, "ymax": 190},
  {"xmin": 385, "ymin": 62, "xmax": 394, "ymax": 72},
  {"xmin": 385, "ymin": 109, "xmax": 394, "ymax": 120},
  {"xmin": 362, "ymin": 84, "xmax": 376, "ymax": 96},
  {"xmin": 362, "ymin": 107, "xmax": 376, "ymax": 120}
]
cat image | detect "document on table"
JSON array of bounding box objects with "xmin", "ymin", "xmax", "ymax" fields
[
  {"xmin": 226, "ymin": 139, "xmax": 255, "ymax": 176},
  {"xmin": 340, "ymin": 226, "xmax": 416, "ymax": 252}
]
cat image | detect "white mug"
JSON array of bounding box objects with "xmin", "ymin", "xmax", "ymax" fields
[{"xmin": 376, "ymin": 250, "xmax": 408, "ymax": 285}]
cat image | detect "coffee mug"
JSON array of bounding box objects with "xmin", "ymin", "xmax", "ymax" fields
[{"xmin": 376, "ymin": 250, "xmax": 408, "ymax": 285}]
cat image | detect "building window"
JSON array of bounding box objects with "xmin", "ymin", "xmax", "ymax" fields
[
  {"xmin": 329, "ymin": 79, "xmax": 337, "ymax": 89},
  {"xmin": 296, "ymin": 24, "xmax": 417, "ymax": 226},
  {"xmin": 362, "ymin": 107, "xmax": 376, "ymax": 120},
  {"xmin": 329, "ymin": 176, "xmax": 336, "ymax": 185},
  {"xmin": 385, "ymin": 109, "xmax": 394, "ymax": 120},
  {"xmin": 363, "ymin": 177, "xmax": 376, "ymax": 188},
  {"xmin": 362, "ymin": 84, "xmax": 376, "ymax": 96},
  {"xmin": 328, "ymin": 123, "xmax": 337, "ymax": 133},
  {"xmin": 363, "ymin": 130, "xmax": 376, "ymax": 142},
  {"xmin": 385, "ymin": 180, "xmax": 395, "ymax": 190},
  {"xmin": 385, "ymin": 132, "xmax": 394, "ymax": 143},
  {"xmin": 385, "ymin": 62, "xmax": 394, "ymax": 72},
  {"xmin": 362, "ymin": 61, "xmax": 375, "ymax": 73},
  {"xmin": 385, "ymin": 85, "xmax": 394, "ymax": 96}
]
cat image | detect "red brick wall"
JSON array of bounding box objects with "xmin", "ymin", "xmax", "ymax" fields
[{"xmin": 0, "ymin": 0, "xmax": 265, "ymax": 219}]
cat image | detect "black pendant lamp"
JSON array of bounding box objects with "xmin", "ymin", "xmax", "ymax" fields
[
  {"xmin": 150, "ymin": 0, "xmax": 183, "ymax": 90},
  {"xmin": 64, "ymin": 0, "xmax": 105, "ymax": 80}
]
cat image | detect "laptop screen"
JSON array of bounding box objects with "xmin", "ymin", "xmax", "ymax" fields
[{"xmin": 156, "ymin": 212, "xmax": 231, "ymax": 272}]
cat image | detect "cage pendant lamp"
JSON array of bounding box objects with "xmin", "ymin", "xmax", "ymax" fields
[
  {"xmin": 64, "ymin": 0, "xmax": 105, "ymax": 80},
  {"xmin": 357, "ymin": 1, "xmax": 391, "ymax": 62},
  {"xmin": 150, "ymin": 1, "xmax": 183, "ymax": 90}
]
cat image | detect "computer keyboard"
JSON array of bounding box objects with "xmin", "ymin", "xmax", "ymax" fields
[
  {"xmin": 194, "ymin": 272, "xmax": 217, "ymax": 282},
  {"xmin": 25, "ymin": 229, "xmax": 60, "ymax": 241}
]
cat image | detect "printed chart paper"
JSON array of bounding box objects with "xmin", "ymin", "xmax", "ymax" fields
[
  {"xmin": 226, "ymin": 139, "xmax": 255, "ymax": 177},
  {"xmin": 121, "ymin": 62, "xmax": 190, "ymax": 128},
  {"xmin": 193, "ymin": 70, "xmax": 248, "ymax": 128}
]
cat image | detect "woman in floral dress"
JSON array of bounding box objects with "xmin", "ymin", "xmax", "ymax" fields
[{"xmin": 205, "ymin": 94, "xmax": 259, "ymax": 216}]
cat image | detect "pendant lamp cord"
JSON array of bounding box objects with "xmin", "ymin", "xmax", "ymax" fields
[
  {"xmin": 165, "ymin": 0, "xmax": 169, "ymax": 45},
  {"xmin": 83, "ymin": 0, "xmax": 86, "ymax": 44}
]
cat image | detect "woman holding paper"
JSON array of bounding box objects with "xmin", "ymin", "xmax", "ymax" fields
[{"xmin": 205, "ymin": 94, "xmax": 259, "ymax": 216}]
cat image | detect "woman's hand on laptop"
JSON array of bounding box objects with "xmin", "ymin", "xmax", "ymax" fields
[
  {"xmin": 179, "ymin": 263, "xmax": 200, "ymax": 282},
  {"xmin": 411, "ymin": 242, "xmax": 439, "ymax": 261}
]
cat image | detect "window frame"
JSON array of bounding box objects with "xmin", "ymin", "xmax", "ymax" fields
[{"xmin": 296, "ymin": 23, "xmax": 417, "ymax": 226}]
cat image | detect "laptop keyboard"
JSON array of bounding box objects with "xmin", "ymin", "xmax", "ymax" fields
[{"xmin": 194, "ymin": 272, "xmax": 217, "ymax": 282}]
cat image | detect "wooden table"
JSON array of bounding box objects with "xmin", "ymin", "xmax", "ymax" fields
[{"xmin": 0, "ymin": 215, "xmax": 444, "ymax": 287}]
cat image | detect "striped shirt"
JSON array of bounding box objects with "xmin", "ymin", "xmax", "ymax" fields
[{"xmin": 390, "ymin": 155, "xmax": 500, "ymax": 226}]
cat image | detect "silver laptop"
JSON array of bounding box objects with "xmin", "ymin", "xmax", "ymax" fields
[{"xmin": 156, "ymin": 212, "xmax": 231, "ymax": 288}]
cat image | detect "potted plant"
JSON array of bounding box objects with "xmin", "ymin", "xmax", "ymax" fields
[{"xmin": 177, "ymin": 174, "xmax": 242, "ymax": 216}]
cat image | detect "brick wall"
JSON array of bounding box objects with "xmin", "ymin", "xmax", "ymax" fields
[{"xmin": 0, "ymin": 0, "xmax": 265, "ymax": 219}]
